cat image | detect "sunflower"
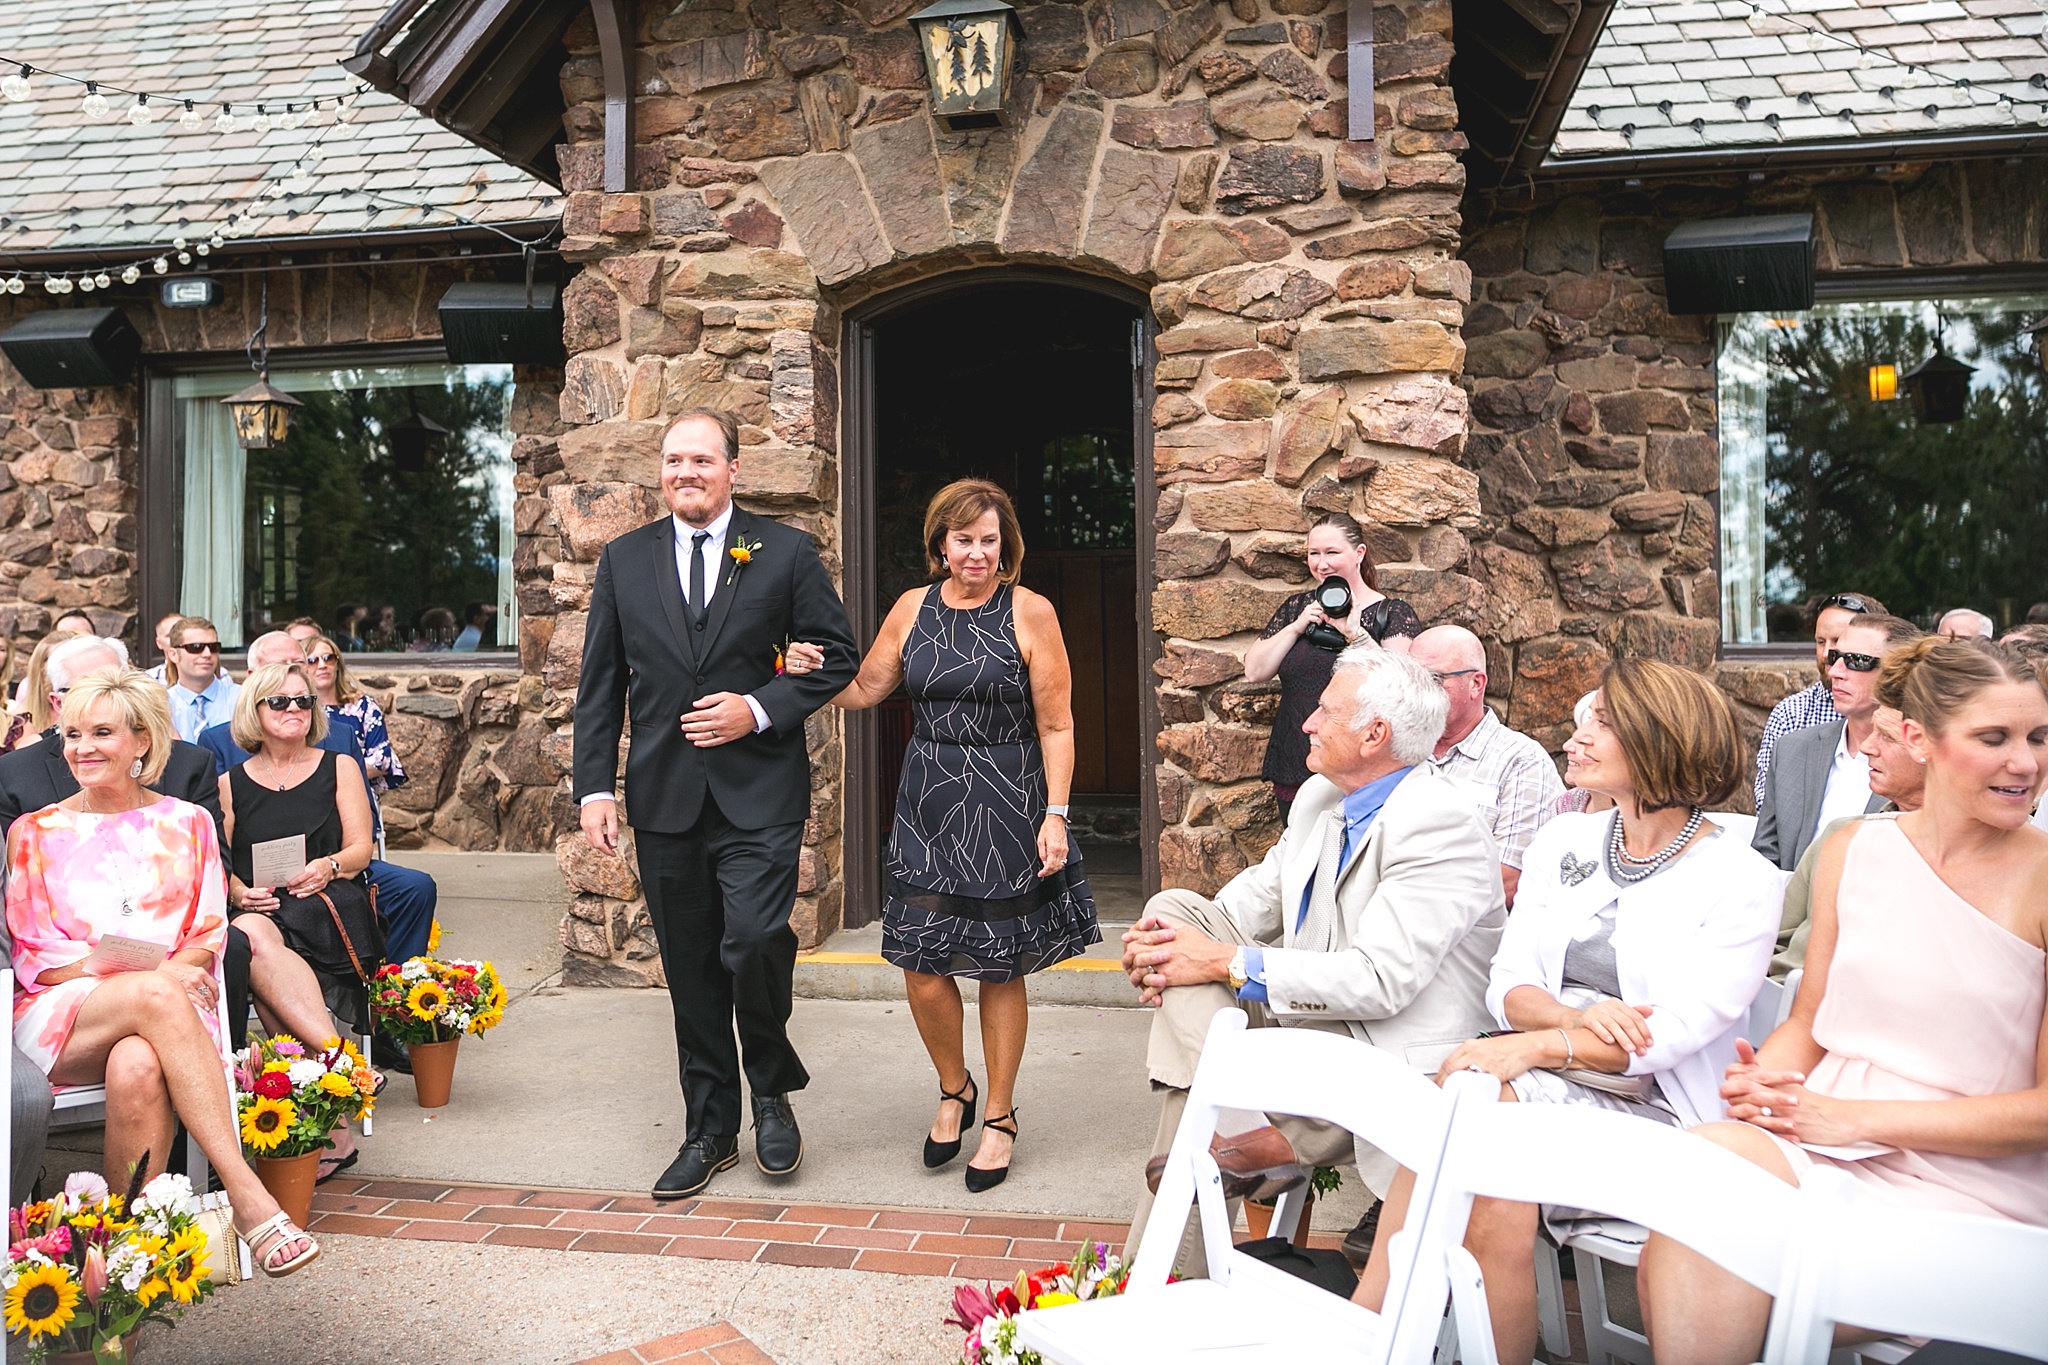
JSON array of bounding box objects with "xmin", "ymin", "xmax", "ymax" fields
[
  {"xmin": 4, "ymin": 1263, "xmax": 80, "ymax": 1339},
  {"xmin": 240, "ymin": 1095, "xmax": 297, "ymax": 1152},
  {"xmin": 427, "ymin": 918, "xmax": 442, "ymax": 953},
  {"xmin": 134, "ymin": 1276, "xmax": 167, "ymax": 1309},
  {"xmin": 406, "ymin": 980, "xmax": 448, "ymax": 1022},
  {"xmin": 162, "ymin": 1227, "xmax": 209, "ymax": 1304}
]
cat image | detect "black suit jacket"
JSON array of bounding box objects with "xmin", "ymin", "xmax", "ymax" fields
[
  {"xmin": 573, "ymin": 507, "xmax": 857, "ymax": 833},
  {"xmin": 0, "ymin": 730, "xmax": 226, "ymax": 851}
]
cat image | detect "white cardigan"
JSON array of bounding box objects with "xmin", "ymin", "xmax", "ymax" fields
[{"xmin": 1487, "ymin": 812, "xmax": 1786, "ymax": 1127}]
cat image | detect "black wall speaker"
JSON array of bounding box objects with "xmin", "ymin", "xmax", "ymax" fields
[
  {"xmin": 1663, "ymin": 214, "xmax": 1816, "ymax": 316},
  {"xmin": 438, "ymin": 282, "xmax": 565, "ymax": 365},
  {"xmin": 0, "ymin": 307, "xmax": 143, "ymax": 388}
]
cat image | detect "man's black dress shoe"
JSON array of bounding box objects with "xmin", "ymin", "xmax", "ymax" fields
[
  {"xmin": 373, "ymin": 1033, "xmax": 412, "ymax": 1076},
  {"xmin": 752, "ymin": 1094, "xmax": 803, "ymax": 1176},
  {"xmin": 654, "ymin": 1134, "xmax": 740, "ymax": 1200}
]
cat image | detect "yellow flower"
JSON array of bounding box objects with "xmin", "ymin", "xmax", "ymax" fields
[
  {"xmin": 5, "ymin": 1263, "xmax": 80, "ymax": 1339},
  {"xmin": 262, "ymin": 1059, "xmax": 291, "ymax": 1074},
  {"xmin": 406, "ymin": 980, "xmax": 448, "ymax": 1022},
  {"xmin": 163, "ymin": 1227, "xmax": 209, "ymax": 1304},
  {"xmin": 317, "ymin": 1072, "xmax": 355, "ymax": 1099},
  {"xmin": 241, "ymin": 1095, "xmax": 297, "ymax": 1152},
  {"xmin": 427, "ymin": 918, "xmax": 442, "ymax": 953},
  {"xmin": 134, "ymin": 1277, "xmax": 167, "ymax": 1309},
  {"xmin": 1034, "ymin": 1292, "xmax": 1079, "ymax": 1309},
  {"xmin": 729, "ymin": 545, "xmax": 752, "ymax": 565}
]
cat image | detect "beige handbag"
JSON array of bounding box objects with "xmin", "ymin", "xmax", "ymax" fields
[{"xmin": 193, "ymin": 1190, "xmax": 243, "ymax": 1287}]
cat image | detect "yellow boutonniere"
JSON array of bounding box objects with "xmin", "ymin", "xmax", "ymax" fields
[{"xmin": 725, "ymin": 536, "xmax": 764, "ymax": 586}]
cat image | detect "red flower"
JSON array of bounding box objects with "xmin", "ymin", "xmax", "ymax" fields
[
  {"xmin": 253, "ymin": 1072, "xmax": 292, "ymax": 1100},
  {"xmin": 994, "ymin": 1287, "xmax": 1020, "ymax": 1316}
]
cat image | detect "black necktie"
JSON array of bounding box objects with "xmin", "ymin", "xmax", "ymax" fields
[{"xmin": 687, "ymin": 530, "xmax": 710, "ymax": 625}]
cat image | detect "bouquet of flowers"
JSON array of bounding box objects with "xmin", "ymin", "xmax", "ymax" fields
[
  {"xmin": 3, "ymin": 1170, "xmax": 216, "ymax": 1362},
  {"xmin": 946, "ymin": 1242, "xmax": 1132, "ymax": 1365},
  {"xmin": 233, "ymin": 1034, "xmax": 379, "ymax": 1159},
  {"xmin": 368, "ymin": 957, "xmax": 506, "ymax": 1045}
]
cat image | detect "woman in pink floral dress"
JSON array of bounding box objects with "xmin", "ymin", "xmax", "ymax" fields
[{"xmin": 7, "ymin": 670, "xmax": 320, "ymax": 1277}]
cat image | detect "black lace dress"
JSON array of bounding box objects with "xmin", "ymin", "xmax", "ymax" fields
[
  {"xmin": 881, "ymin": 584, "xmax": 1100, "ymax": 982},
  {"xmin": 1258, "ymin": 590, "xmax": 1424, "ymax": 793}
]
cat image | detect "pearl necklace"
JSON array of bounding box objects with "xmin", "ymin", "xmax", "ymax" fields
[{"xmin": 1602, "ymin": 807, "xmax": 1704, "ymax": 885}]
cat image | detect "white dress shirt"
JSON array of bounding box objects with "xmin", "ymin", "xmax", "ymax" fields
[{"xmin": 1811, "ymin": 724, "xmax": 1873, "ymax": 844}]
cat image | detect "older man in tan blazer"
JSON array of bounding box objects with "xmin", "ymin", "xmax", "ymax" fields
[{"xmin": 1123, "ymin": 645, "xmax": 1505, "ymax": 1249}]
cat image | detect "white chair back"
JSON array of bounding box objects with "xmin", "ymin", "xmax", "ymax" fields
[
  {"xmin": 1435, "ymin": 1102, "xmax": 1814, "ymax": 1365},
  {"xmin": 1134, "ymin": 1010, "xmax": 1498, "ymax": 1365},
  {"xmin": 0, "ymin": 967, "xmax": 12, "ymax": 1212},
  {"xmin": 1774, "ymin": 1168, "xmax": 2048, "ymax": 1365}
]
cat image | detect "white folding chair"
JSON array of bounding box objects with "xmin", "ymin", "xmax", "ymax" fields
[
  {"xmin": 1015, "ymin": 1009, "xmax": 1499, "ymax": 1365},
  {"xmin": 1, "ymin": 968, "xmax": 12, "ymax": 1212},
  {"xmin": 1773, "ymin": 1168, "xmax": 2048, "ymax": 1365},
  {"xmin": 1532, "ymin": 969, "xmax": 1807, "ymax": 1365},
  {"xmin": 1438, "ymin": 1101, "xmax": 1816, "ymax": 1365}
]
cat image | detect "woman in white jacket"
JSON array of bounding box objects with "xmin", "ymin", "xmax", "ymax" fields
[{"xmin": 1353, "ymin": 657, "xmax": 1783, "ymax": 1365}]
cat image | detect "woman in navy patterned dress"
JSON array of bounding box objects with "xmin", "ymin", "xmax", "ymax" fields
[{"xmin": 785, "ymin": 480, "xmax": 1098, "ymax": 1191}]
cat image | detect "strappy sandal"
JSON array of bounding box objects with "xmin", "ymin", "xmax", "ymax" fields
[
  {"xmin": 316, "ymin": 1149, "xmax": 359, "ymax": 1185},
  {"xmin": 923, "ymin": 1074, "xmax": 978, "ymax": 1168},
  {"xmin": 242, "ymin": 1210, "xmax": 321, "ymax": 1278},
  {"xmin": 965, "ymin": 1109, "xmax": 1017, "ymax": 1194}
]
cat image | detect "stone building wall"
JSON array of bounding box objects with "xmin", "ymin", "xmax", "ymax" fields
[
  {"xmin": 542, "ymin": 0, "xmax": 1483, "ymax": 980},
  {"xmin": 0, "ymin": 259, "xmax": 575, "ymax": 852},
  {"xmin": 1454, "ymin": 156, "xmax": 2048, "ymax": 806}
]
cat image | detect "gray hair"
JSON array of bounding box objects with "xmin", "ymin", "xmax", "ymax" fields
[
  {"xmin": 46, "ymin": 635, "xmax": 129, "ymax": 691},
  {"xmin": 1330, "ymin": 644, "xmax": 1448, "ymax": 766},
  {"xmin": 1937, "ymin": 608, "xmax": 1994, "ymax": 639},
  {"xmin": 245, "ymin": 630, "xmax": 302, "ymax": 668}
]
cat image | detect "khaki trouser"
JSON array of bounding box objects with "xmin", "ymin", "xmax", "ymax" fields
[{"xmin": 1125, "ymin": 890, "xmax": 1360, "ymax": 1271}]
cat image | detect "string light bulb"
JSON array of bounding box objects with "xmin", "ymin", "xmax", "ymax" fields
[
  {"xmin": 176, "ymin": 249, "xmax": 191, "ymax": 264},
  {"xmin": 1, "ymin": 65, "xmax": 30, "ymax": 102},
  {"xmin": 76, "ymin": 275, "xmax": 95, "ymax": 291},
  {"xmin": 43, "ymin": 276, "xmax": 61, "ymax": 294},
  {"xmin": 279, "ymin": 103, "xmax": 301, "ymax": 130},
  {"xmin": 120, "ymin": 265, "xmax": 139, "ymax": 285},
  {"xmin": 179, "ymin": 99, "xmax": 203, "ymax": 130},
  {"xmin": 1, "ymin": 276, "xmax": 22, "ymax": 295},
  {"xmin": 152, "ymin": 256, "xmax": 168, "ymax": 273},
  {"xmin": 80, "ymin": 82, "xmax": 109, "ymax": 118},
  {"xmin": 215, "ymin": 104, "xmax": 236, "ymax": 133},
  {"xmin": 93, "ymin": 271, "xmax": 110, "ymax": 288},
  {"xmin": 251, "ymin": 104, "xmax": 271, "ymax": 133},
  {"xmin": 127, "ymin": 93, "xmax": 153, "ymax": 125}
]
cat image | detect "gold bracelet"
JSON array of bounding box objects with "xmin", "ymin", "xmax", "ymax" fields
[{"xmin": 1556, "ymin": 1028, "xmax": 1575, "ymax": 1068}]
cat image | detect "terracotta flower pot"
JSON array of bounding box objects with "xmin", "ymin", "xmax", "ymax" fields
[
  {"xmin": 410, "ymin": 1037, "xmax": 461, "ymax": 1108},
  {"xmin": 1240, "ymin": 1189, "xmax": 1316, "ymax": 1248},
  {"xmin": 256, "ymin": 1149, "xmax": 320, "ymax": 1230},
  {"xmin": 51, "ymin": 1333, "xmax": 137, "ymax": 1364}
]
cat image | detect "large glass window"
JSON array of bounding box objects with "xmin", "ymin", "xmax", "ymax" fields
[
  {"xmin": 173, "ymin": 363, "xmax": 517, "ymax": 652},
  {"xmin": 1719, "ymin": 295, "xmax": 2048, "ymax": 643}
]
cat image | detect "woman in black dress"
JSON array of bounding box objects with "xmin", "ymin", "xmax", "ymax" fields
[
  {"xmin": 1243, "ymin": 513, "xmax": 1423, "ymax": 821},
  {"xmin": 786, "ymin": 480, "xmax": 1098, "ymax": 1192}
]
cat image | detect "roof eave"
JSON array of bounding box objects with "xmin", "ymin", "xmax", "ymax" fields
[
  {"xmin": 0, "ymin": 215, "xmax": 561, "ymax": 270},
  {"xmin": 1539, "ymin": 129, "xmax": 2048, "ymax": 180}
]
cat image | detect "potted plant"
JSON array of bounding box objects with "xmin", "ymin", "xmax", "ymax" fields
[
  {"xmin": 945, "ymin": 1242, "xmax": 1132, "ymax": 1365},
  {"xmin": 1241, "ymin": 1165, "xmax": 1344, "ymax": 1247},
  {"xmin": 3, "ymin": 1170, "xmax": 218, "ymax": 1363},
  {"xmin": 233, "ymin": 1034, "xmax": 379, "ymax": 1227},
  {"xmin": 368, "ymin": 957, "xmax": 506, "ymax": 1107}
]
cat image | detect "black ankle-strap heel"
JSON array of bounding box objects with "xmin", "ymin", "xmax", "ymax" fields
[
  {"xmin": 923, "ymin": 1075, "xmax": 979, "ymax": 1168},
  {"xmin": 964, "ymin": 1109, "xmax": 1017, "ymax": 1193}
]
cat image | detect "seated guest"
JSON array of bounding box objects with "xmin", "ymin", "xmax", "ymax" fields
[
  {"xmin": 2, "ymin": 630, "xmax": 82, "ymax": 754},
  {"xmin": 1754, "ymin": 591, "xmax": 1887, "ymax": 807},
  {"xmin": 1553, "ymin": 692, "xmax": 1616, "ymax": 817},
  {"xmin": 1754, "ymin": 613, "xmax": 1922, "ymax": 871},
  {"xmin": 1410, "ymin": 625, "xmax": 1562, "ymax": 908},
  {"xmin": 367, "ymin": 605, "xmax": 399, "ymax": 652},
  {"xmin": 163, "ymin": 616, "xmax": 240, "ymax": 744},
  {"xmin": 1121, "ymin": 646, "xmax": 1505, "ymax": 1252},
  {"xmin": 285, "ymin": 617, "xmax": 322, "ymax": 647},
  {"xmin": 51, "ymin": 610, "xmax": 94, "ymax": 637},
  {"xmin": 1772, "ymin": 700, "xmax": 1925, "ymax": 979},
  {"xmin": 198, "ymin": 632, "xmax": 434, "ymax": 1073},
  {"xmin": 144, "ymin": 610, "xmax": 184, "ymax": 683},
  {"xmin": 452, "ymin": 602, "xmax": 494, "ymax": 652},
  {"xmin": 412, "ymin": 607, "xmax": 456, "ymax": 651},
  {"xmin": 7, "ymin": 670, "xmax": 319, "ymax": 1274},
  {"xmin": 1, "ymin": 909, "xmax": 53, "ymax": 1201},
  {"xmin": 303, "ymin": 636, "xmax": 407, "ymax": 800},
  {"xmin": 1352, "ymin": 658, "xmax": 1781, "ymax": 1365},
  {"xmin": 1640, "ymin": 636, "xmax": 2048, "ymax": 1361},
  {"xmin": 1937, "ymin": 607, "xmax": 1995, "ymax": 640},
  {"xmin": 332, "ymin": 604, "xmax": 367, "ymax": 653}
]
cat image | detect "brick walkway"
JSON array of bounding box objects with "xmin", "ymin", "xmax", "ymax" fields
[{"xmin": 578, "ymin": 1322, "xmax": 775, "ymax": 1365}]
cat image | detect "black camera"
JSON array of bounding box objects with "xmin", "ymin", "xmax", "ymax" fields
[{"xmin": 1303, "ymin": 577, "xmax": 1352, "ymax": 652}]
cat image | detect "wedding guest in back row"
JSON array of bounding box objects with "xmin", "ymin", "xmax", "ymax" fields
[
  {"xmin": 1352, "ymin": 658, "xmax": 1781, "ymax": 1365},
  {"xmin": 302, "ymin": 636, "xmax": 407, "ymax": 799},
  {"xmin": 1937, "ymin": 607, "xmax": 1995, "ymax": 640},
  {"xmin": 1752, "ymin": 591, "xmax": 1886, "ymax": 807},
  {"xmin": 1641, "ymin": 635, "xmax": 2048, "ymax": 1362},
  {"xmin": 785, "ymin": 480, "xmax": 1098, "ymax": 1192},
  {"xmin": 164, "ymin": 616, "xmax": 240, "ymax": 744},
  {"xmin": 2, "ymin": 630, "xmax": 81, "ymax": 755}
]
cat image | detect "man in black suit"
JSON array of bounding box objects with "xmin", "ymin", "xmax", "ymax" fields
[
  {"xmin": 0, "ymin": 635, "xmax": 253, "ymax": 1045},
  {"xmin": 575, "ymin": 408, "xmax": 857, "ymax": 1199}
]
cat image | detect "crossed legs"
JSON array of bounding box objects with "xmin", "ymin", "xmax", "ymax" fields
[{"xmin": 907, "ymin": 971, "xmax": 1028, "ymax": 1170}]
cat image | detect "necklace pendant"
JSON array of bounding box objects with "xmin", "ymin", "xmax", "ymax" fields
[{"xmin": 120, "ymin": 897, "xmax": 134, "ymax": 916}]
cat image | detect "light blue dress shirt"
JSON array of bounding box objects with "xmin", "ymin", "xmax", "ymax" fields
[{"xmin": 167, "ymin": 674, "xmax": 241, "ymax": 745}]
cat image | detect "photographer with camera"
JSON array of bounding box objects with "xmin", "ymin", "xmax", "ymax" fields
[{"xmin": 1245, "ymin": 514, "xmax": 1423, "ymax": 822}]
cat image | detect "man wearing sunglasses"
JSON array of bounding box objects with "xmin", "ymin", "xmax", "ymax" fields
[
  {"xmin": 1753, "ymin": 614, "xmax": 1923, "ymax": 871},
  {"xmin": 163, "ymin": 616, "xmax": 241, "ymax": 745},
  {"xmin": 1751, "ymin": 591, "xmax": 1888, "ymax": 808}
]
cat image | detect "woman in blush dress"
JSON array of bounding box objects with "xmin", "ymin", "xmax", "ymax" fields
[
  {"xmin": 785, "ymin": 480, "xmax": 1098, "ymax": 1192},
  {"xmin": 1640, "ymin": 635, "xmax": 2048, "ymax": 1363},
  {"xmin": 8, "ymin": 670, "xmax": 319, "ymax": 1276}
]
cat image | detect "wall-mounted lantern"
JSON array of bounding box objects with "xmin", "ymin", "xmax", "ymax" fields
[
  {"xmin": 221, "ymin": 278, "xmax": 303, "ymax": 449},
  {"xmin": 1866, "ymin": 364, "xmax": 1898, "ymax": 401},
  {"xmin": 387, "ymin": 410, "xmax": 449, "ymax": 473},
  {"xmin": 910, "ymin": 0, "xmax": 1022, "ymax": 124},
  {"xmin": 1903, "ymin": 345, "xmax": 1974, "ymax": 425}
]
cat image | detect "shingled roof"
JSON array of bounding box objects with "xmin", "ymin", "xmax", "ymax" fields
[
  {"xmin": 1551, "ymin": 0, "xmax": 2048, "ymax": 162},
  {"xmin": 0, "ymin": 0, "xmax": 558, "ymax": 264}
]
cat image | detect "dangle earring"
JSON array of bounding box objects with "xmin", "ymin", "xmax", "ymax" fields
[{"xmin": 128, "ymin": 759, "xmax": 143, "ymax": 778}]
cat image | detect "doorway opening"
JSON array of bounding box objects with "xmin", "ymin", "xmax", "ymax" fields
[{"xmin": 842, "ymin": 273, "xmax": 1158, "ymax": 930}]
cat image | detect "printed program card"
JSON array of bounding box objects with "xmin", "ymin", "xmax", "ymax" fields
[
  {"xmin": 85, "ymin": 935, "xmax": 169, "ymax": 975},
  {"xmin": 248, "ymin": 833, "xmax": 307, "ymax": 889}
]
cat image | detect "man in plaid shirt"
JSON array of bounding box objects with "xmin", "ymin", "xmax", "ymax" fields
[
  {"xmin": 1752, "ymin": 591, "xmax": 1887, "ymax": 807},
  {"xmin": 1411, "ymin": 626, "xmax": 1563, "ymax": 908}
]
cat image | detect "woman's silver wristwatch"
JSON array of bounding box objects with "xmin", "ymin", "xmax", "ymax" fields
[{"xmin": 1046, "ymin": 804, "xmax": 1070, "ymax": 820}]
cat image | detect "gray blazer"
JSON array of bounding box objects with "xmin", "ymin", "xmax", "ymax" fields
[{"xmin": 1752, "ymin": 720, "xmax": 1885, "ymax": 872}]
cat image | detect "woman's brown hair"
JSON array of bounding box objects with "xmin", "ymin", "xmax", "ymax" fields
[
  {"xmin": 306, "ymin": 634, "xmax": 363, "ymax": 706},
  {"xmin": 923, "ymin": 479, "xmax": 1026, "ymax": 585},
  {"xmin": 1309, "ymin": 513, "xmax": 1379, "ymax": 591},
  {"xmin": 1599, "ymin": 656, "xmax": 1746, "ymax": 812},
  {"xmin": 1874, "ymin": 635, "xmax": 2048, "ymax": 732}
]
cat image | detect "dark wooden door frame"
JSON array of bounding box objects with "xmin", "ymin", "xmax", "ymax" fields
[{"xmin": 839, "ymin": 268, "xmax": 1161, "ymax": 929}]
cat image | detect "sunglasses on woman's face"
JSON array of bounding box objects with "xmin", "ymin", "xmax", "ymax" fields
[
  {"xmin": 262, "ymin": 694, "xmax": 318, "ymax": 712},
  {"xmin": 1825, "ymin": 649, "xmax": 1882, "ymax": 673},
  {"xmin": 174, "ymin": 641, "xmax": 222, "ymax": 655},
  {"xmin": 304, "ymin": 653, "xmax": 338, "ymax": 667}
]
